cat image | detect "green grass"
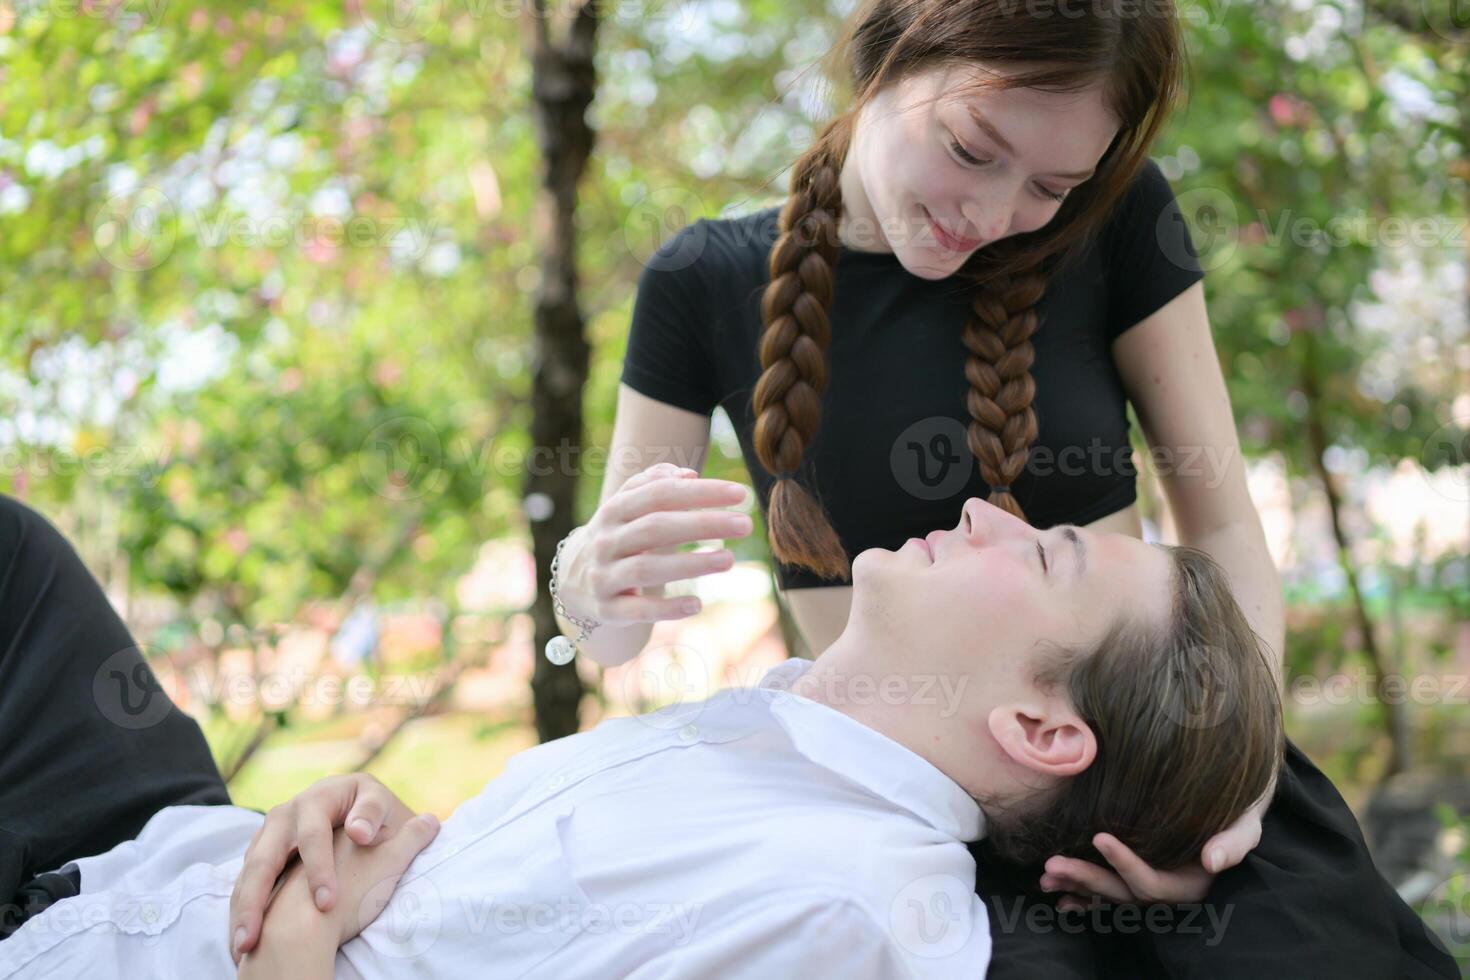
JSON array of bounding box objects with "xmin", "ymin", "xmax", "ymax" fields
[{"xmin": 219, "ymin": 709, "xmax": 538, "ymax": 816}]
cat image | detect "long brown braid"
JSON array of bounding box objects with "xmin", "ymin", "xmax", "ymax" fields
[
  {"xmin": 750, "ymin": 0, "xmax": 1187, "ymax": 580},
  {"xmin": 961, "ymin": 269, "xmax": 1048, "ymax": 521},
  {"xmin": 751, "ymin": 113, "xmax": 853, "ymax": 581}
]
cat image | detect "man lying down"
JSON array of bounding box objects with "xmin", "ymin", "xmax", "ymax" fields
[{"xmin": 0, "ymin": 497, "xmax": 1281, "ymax": 979}]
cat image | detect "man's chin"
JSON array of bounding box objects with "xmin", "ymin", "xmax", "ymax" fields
[
  {"xmin": 848, "ymin": 548, "xmax": 882, "ymax": 586},
  {"xmin": 850, "ymin": 547, "xmax": 924, "ymax": 584}
]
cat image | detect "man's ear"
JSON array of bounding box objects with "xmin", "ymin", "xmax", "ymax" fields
[{"xmin": 986, "ymin": 703, "xmax": 1096, "ymax": 777}]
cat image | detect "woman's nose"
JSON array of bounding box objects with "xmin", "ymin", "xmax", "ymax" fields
[{"xmin": 960, "ymin": 199, "xmax": 1011, "ymax": 244}]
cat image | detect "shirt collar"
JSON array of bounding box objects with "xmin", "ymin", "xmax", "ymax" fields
[{"xmin": 756, "ymin": 658, "xmax": 987, "ymax": 843}]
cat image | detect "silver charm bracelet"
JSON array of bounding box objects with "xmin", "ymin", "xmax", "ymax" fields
[{"xmin": 545, "ymin": 525, "xmax": 600, "ymax": 665}]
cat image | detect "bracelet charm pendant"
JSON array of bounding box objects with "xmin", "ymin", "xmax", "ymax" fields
[
  {"xmin": 545, "ymin": 634, "xmax": 577, "ymax": 666},
  {"xmin": 545, "ymin": 524, "xmax": 600, "ymax": 665}
]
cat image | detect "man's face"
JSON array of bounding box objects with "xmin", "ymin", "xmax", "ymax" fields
[
  {"xmin": 850, "ymin": 497, "xmax": 1175, "ymax": 689},
  {"xmin": 844, "ymin": 61, "xmax": 1120, "ymax": 279}
]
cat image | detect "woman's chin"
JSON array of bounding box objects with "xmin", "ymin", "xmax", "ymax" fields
[{"xmin": 893, "ymin": 244, "xmax": 961, "ymax": 281}]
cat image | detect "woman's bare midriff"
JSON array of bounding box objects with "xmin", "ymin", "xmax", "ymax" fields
[{"xmin": 782, "ymin": 503, "xmax": 1145, "ymax": 656}]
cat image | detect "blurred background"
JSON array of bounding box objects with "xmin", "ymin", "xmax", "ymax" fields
[{"xmin": 1, "ymin": 0, "xmax": 1468, "ymax": 962}]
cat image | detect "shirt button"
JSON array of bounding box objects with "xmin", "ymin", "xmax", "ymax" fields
[
  {"xmin": 142, "ymin": 904, "xmax": 158, "ymax": 924},
  {"xmin": 679, "ymin": 724, "xmax": 699, "ymax": 742},
  {"xmin": 548, "ymin": 773, "xmax": 567, "ymax": 789}
]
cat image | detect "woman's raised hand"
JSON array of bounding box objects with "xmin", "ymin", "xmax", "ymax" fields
[
  {"xmin": 559, "ymin": 462, "xmax": 752, "ymax": 626},
  {"xmin": 228, "ymin": 773, "xmax": 418, "ymax": 965}
]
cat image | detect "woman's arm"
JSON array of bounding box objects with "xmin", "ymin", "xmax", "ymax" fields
[
  {"xmin": 1112, "ymin": 280, "xmax": 1286, "ymax": 677},
  {"xmin": 551, "ymin": 384, "xmax": 720, "ymax": 668},
  {"xmin": 1037, "ymin": 281, "xmax": 1284, "ymax": 906},
  {"xmin": 1174, "ymin": 519, "xmax": 1284, "ymax": 678}
]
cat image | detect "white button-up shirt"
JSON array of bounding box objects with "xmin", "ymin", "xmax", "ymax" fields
[{"xmin": 1, "ymin": 657, "xmax": 992, "ymax": 978}]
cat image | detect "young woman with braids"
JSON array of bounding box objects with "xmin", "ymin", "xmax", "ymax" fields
[{"xmin": 220, "ymin": 0, "xmax": 1457, "ymax": 976}]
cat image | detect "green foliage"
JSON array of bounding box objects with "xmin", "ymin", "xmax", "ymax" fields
[{"xmin": 0, "ymin": 0, "xmax": 1464, "ymax": 791}]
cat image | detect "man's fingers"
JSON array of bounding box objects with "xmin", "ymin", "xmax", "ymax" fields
[
  {"xmin": 229, "ymin": 856, "xmax": 282, "ymax": 962},
  {"xmin": 229, "ymin": 820, "xmax": 295, "ymax": 963},
  {"xmin": 295, "ymin": 818, "xmax": 340, "ymax": 911},
  {"xmin": 346, "ymin": 799, "xmax": 390, "ymax": 845},
  {"xmin": 358, "ymin": 812, "xmax": 441, "ymax": 874},
  {"xmin": 385, "ymin": 812, "xmax": 440, "ymax": 862},
  {"xmin": 345, "ymin": 814, "xmax": 442, "ymax": 933}
]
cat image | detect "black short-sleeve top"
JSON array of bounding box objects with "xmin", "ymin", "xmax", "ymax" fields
[{"xmin": 619, "ymin": 158, "xmax": 1206, "ymax": 590}]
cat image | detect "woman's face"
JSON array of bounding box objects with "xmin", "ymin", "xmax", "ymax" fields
[
  {"xmin": 840, "ymin": 60, "xmax": 1121, "ymax": 279},
  {"xmin": 850, "ymin": 497, "xmax": 1175, "ymax": 688}
]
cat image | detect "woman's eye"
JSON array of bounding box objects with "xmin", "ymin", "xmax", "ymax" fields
[
  {"xmin": 949, "ymin": 139, "xmax": 990, "ymax": 167},
  {"xmin": 948, "ymin": 135, "xmax": 1067, "ymax": 203},
  {"xmin": 1036, "ymin": 540, "xmax": 1049, "ymax": 574}
]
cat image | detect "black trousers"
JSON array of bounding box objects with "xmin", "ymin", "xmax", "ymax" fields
[{"xmin": 0, "ymin": 493, "xmax": 1460, "ymax": 976}]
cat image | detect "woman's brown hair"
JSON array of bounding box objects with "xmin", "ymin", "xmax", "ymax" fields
[
  {"xmin": 753, "ymin": 0, "xmax": 1188, "ymax": 579},
  {"xmin": 986, "ymin": 545, "xmax": 1284, "ymax": 870}
]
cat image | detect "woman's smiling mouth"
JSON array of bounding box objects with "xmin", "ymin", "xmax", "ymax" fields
[{"xmin": 922, "ymin": 205, "xmax": 983, "ymax": 251}]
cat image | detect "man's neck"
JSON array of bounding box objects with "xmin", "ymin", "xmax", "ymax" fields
[{"xmin": 787, "ymin": 633, "xmax": 982, "ymax": 799}]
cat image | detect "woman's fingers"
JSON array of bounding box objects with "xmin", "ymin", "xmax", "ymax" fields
[
  {"xmin": 1099, "ymin": 833, "xmax": 1218, "ymax": 903},
  {"xmin": 605, "ymin": 549, "xmax": 736, "ymax": 590},
  {"xmin": 1091, "ymin": 834, "xmax": 1169, "ymax": 900},
  {"xmin": 610, "ymin": 463, "xmax": 698, "ymax": 503},
  {"xmin": 609, "ymin": 509, "xmax": 753, "ymax": 559},
  {"xmin": 563, "ymin": 465, "xmax": 749, "ymax": 630},
  {"xmin": 1200, "ymin": 802, "xmax": 1264, "ymax": 873},
  {"xmin": 1056, "ymin": 894, "xmax": 1090, "ymax": 914},
  {"xmin": 1040, "ymin": 854, "xmax": 1134, "ymax": 905},
  {"xmin": 1042, "ymin": 831, "xmax": 1232, "ymax": 909},
  {"xmin": 595, "ymin": 592, "xmax": 704, "ymax": 623},
  {"xmin": 610, "ymin": 476, "xmax": 746, "ymax": 525},
  {"xmin": 619, "ymin": 462, "xmax": 694, "ymax": 493}
]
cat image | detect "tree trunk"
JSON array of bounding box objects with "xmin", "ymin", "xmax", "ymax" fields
[
  {"xmin": 525, "ymin": 0, "xmax": 600, "ymax": 743},
  {"xmin": 1462, "ymin": 140, "xmax": 1470, "ymax": 641},
  {"xmin": 1298, "ymin": 326, "xmax": 1412, "ymax": 781}
]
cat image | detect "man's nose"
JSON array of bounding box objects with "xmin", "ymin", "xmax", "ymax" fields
[{"xmin": 960, "ymin": 496, "xmax": 1030, "ymax": 540}]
